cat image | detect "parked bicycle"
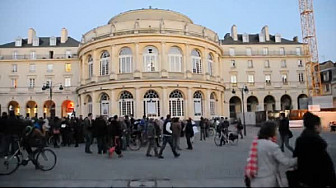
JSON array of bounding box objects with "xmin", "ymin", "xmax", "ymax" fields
[{"xmin": 0, "ymin": 137, "xmax": 57, "ymax": 175}]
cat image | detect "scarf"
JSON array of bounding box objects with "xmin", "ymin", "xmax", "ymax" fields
[{"xmin": 245, "ymin": 137, "xmax": 258, "ymax": 179}]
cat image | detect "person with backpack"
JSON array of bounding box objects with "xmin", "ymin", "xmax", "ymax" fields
[
  {"xmin": 146, "ymin": 118, "xmax": 158, "ymax": 157},
  {"xmin": 158, "ymin": 115, "xmax": 180, "ymax": 159}
]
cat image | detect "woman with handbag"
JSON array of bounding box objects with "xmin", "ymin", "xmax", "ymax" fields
[
  {"xmin": 279, "ymin": 113, "xmax": 294, "ymax": 153},
  {"xmin": 292, "ymin": 112, "xmax": 336, "ymax": 187},
  {"xmin": 245, "ymin": 121, "xmax": 297, "ymax": 187}
]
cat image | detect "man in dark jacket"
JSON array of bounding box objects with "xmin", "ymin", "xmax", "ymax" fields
[
  {"xmin": 109, "ymin": 115, "xmax": 123, "ymax": 158},
  {"xmin": 200, "ymin": 117, "xmax": 206, "ymax": 141},
  {"xmin": 94, "ymin": 116, "xmax": 107, "ymax": 154},
  {"xmin": 293, "ymin": 112, "xmax": 336, "ymax": 187},
  {"xmin": 185, "ymin": 118, "xmax": 194, "ymax": 150},
  {"xmin": 279, "ymin": 113, "xmax": 294, "ymax": 152},
  {"xmin": 83, "ymin": 113, "xmax": 93, "ymax": 153},
  {"xmin": 146, "ymin": 118, "xmax": 158, "ymax": 157},
  {"xmin": 0, "ymin": 112, "xmax": 8, "ymax": 156},
  {"xmin": 158, "ymin": 115, "xmax": 180, "ymax": 159}
]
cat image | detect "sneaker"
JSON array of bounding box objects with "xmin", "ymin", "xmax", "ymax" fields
[
  {"xmin": 174, "ymin": 153, "xmax": 180, "ymax": 158},
  {"xmin": 85, "ymin": 151, "xmax": 92, "ymax": 154}
]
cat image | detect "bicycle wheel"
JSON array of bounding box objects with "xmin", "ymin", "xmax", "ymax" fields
[
  {"xmin": 0, "ymin": 155, "xmax": 20, "ymax": 175},
  {"xmin": 128, "ymin": 137, "xmax": 141, "ymax": 151},
  {"xmin": 36, "ymin": 149, "xmax": 57, "ymax": 171},
  {"xmin": 214, "ymin": 133, "xmax": 222, "ymax": 146}
]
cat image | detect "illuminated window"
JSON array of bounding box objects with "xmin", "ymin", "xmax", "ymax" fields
[
  {"xmin": 65, "ymin": 63, "xmax": 71, "ymax": 72},
  {"xmin": 11, "ymin": 78, "xmax": 17, "ymax": 88}
]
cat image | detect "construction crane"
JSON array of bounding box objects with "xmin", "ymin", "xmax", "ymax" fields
[{"xmin": 298, "ymin": 0, "xmax": 322, "ymax": 96}]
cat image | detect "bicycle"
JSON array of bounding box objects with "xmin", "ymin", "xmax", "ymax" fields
[
  {"xmin": 214, "ymin": 128, "xmax": 238, "ymax": 146},
  {"xmin": 0, "ymin": 137, "xmax": 57, "ymax": 175},
  {"xmin": 127, "ymin": 130, "xmax": 142, "ymax": 151}
]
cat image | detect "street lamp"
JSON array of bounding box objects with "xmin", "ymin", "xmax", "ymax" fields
[
  {"xmin": 232, "ymin": 85, "xmax": 249, "ymax": 136},
  {"xmin": 42, "ymin": 82, "xmax": 63, "ymax": 118}
]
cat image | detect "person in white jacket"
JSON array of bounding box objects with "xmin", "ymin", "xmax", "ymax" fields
[{"xmin": 250, "ymin": 122, "xmax": 297, "ymax": 187}]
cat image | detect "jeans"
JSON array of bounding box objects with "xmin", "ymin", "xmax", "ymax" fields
[
  {"xmin": 159, "ymin": 135, "xmax": 178, "ymax": 156},
  {"xmin": 85, "ymin": 132, "xmax": 93, "ymax": 152},
  {"xmin": 200, "ymin": 129, "xmax": 206, "ymax": 141},
  {"xmin": 280, "ymin": 134, "xmax": 294, "ymax": 152},
  {"xmin": 172, "ymin": 135, "xmax": 181, "ymax": 150}
]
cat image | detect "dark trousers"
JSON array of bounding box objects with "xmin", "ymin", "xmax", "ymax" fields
[
  {"xmin": 146, "ymin": 137, "xmax": 158, "ymax": 156},
  {"xmin": 0, "ymin": 134, "xmax": 10, "ymax": 156},
  {"xmin": 97, "ymin": 136, "xmax": 107, "ymax": 153},
  {"xmin": 53, "ymin": 134, "xmax": 60, "ymax": 147},
  {"xmin": 113, "ymin": 136, "xmax": 122, "ymax": 155},
  {"xmin": 186, "ymin": 133, "xmax": 193, "ymax": 149},
  {"xmin": 280, "ymin": 134, "xmax": 294, "ymax": 152},
  {"xmin": 200, "ymin": 129, "xmax": 206, "ymax": 141},
  {"xmin": 159, "ymin": 135, "xmax": 178, "ymax": 156},
  {"xmin": 172, "ymin": 135, "xmax": 181, "ymax": 150},
  {"xmin": 85, "ymin": 132, "xmax": 92, "ymax": 152},
  {"xmin": 238, "ymin": 129, "xmax": 243, "ymax": 139}
]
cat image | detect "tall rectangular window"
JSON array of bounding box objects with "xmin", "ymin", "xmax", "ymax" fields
[
  {"xmin": 29, "ymin": 78, "xmax": 35, "ymax": 88},
  {"xmin": 65, "ymin": 63, "xmax": 71, "ymax": 72},
  {"xmin": 11, "ymin": 78, "xmax": 17, "ymax": 88},
  {"xmin": 280, "ymin": 47, "xmax": 285, "ymax": 55},
  {"xmin": 248, "ymin": 75, "xmax": 254, "ymax": 84},
  {"xmin": 65, "ymin": 78, "xmax": 71, "ymax": 87},
  {"xmin": 298, "ymin": 59, "xmax": 303, "ymax": 67},
  {"xmin": 12, "ymin": 51, "xmax": 17, "ymax": 59},
  {"xmin": 282, "ymin": 74, "xmax": 288, "ymax": 84},
  {"xmin": 66, "ymin": 50, "xmax": 72, "ymax": 58},
  {"xmin": 12, "ymin": 64, "xmax": 17, "ymax": 72},
  {"xmin": 248, "ymin": 60, "xmax": 253, "ymax": 68},
  {"xmin": 265, "ymin": 75, "xmax": 271, "ymax": 84},
  {"xmin": 263, "ymin": 47, "xmax": 268, "ymax": 55},
  {"xmin": 88, "ymin": 62, "xmax": 93, "ymax": 78},
  {"xmin": 29, "ymin": 64, "xmax": 36, "ymax": 72},
  {"xmin": 229, "ymin": 48, "xmax": 235, "ymax": 56},
  {"xmin": 30, "ymin": 51, "xmax": 36, "ymax": 59},
  {"xmin": 246, "ymin": 48, "xmax": 252, "ymax": 56},
  {"xmin": 231, "ymin": 60, "xmax": 236, "ymax": 68},
  {"xmin": 47, "ymin": 64, "xmax": 53, "ymax": 72},
  {"xmin": 299, "ymin": 73, "xmax": 304, "ymax": 83},
  {"xmin": 296, "ymin": 47, "xmax": 301, "ymax": 55},
  {"xmin": 230, "ymin": 75, "xmax": 237, "ymax": 84},
  {"xmin": 281, "ymin": 60, "xmax": 287, "ymax": 68},
  {"xmin": 264, "ymin": 60, "xmax": 270, "ymax": 68}
]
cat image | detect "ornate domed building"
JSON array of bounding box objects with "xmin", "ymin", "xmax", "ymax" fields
[{"xmin": 78, "ymin": 8, "xmax": 224, "ymax": 119}]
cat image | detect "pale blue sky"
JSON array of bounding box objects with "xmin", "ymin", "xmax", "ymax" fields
[{"xmin": 0, "ymin": 0, "xmax": 335, "ymax": 62}]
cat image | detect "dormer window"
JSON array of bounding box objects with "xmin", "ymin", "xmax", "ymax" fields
[
  {"xmin": 32, "ymin": 37, "xmax": 39, "ymax": 46},
  {"xmin": 275, "ymin": 34, "xmax": 281, "ymax": 43},
  {"xmin": 242, "ymin": 33, "xmax": 249, "ymax": 43},
  {"xmin": 15, "ymin": 37, "xmax": 22, "ymax": 47},
  {"xmin": 50, "ymin": 37, "xmax": 56, "ymax": 46},
  {"xmin": 259, "ymin": 33, "xmax": 265, "ymax": 42}
]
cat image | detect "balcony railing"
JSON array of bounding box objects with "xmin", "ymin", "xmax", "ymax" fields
[
  {"xmin": 0, "ymin": 54, "xmax": 78, "ymax": 60},
  {"xmin": 223, "ymin": 50, "xmax": 308, "ymax": 57}
]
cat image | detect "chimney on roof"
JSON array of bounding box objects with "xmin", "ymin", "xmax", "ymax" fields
[
  {"xmin": 61, "ymin": 28, "xmax": 68, "ymax": 43},
  {"xmin": 28, "ymin": 28, "xmax": 36, "ymax": 45},
  {"xmin": 231, "ymin": 25, "xmax": 238, "ymax": 41},
  {"xmin": 293, "ymin": 36, "xmax": 298, "ymax": 42},
  {"xmin": 262, "ymin": 25, "xmax": 270, "ymax": 41}
]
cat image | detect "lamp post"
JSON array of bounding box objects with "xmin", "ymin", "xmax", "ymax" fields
[
  {"xmin": 42, "ymin": 82, "xmax": 63, "ymax": 118},
  {"xmin": 232, "ymin": 85, "xmax": 249, "ymax": 136}
]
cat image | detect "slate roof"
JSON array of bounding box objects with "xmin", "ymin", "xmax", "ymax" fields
[
  {"xmin": 220, "ymin": 33, "xmax": 302, "ymax": 45},
  {"xmin": 0, "ymin": 37, "xmax": 80, "ymax": 48}
]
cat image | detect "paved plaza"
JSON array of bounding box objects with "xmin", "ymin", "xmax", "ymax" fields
[{"xmin": 1, "ymin": 126, "xmax": 335, "ymax": 187}]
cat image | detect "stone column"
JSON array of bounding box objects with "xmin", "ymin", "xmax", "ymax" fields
[
  {"xmin": 134, "ymin": 43, "xmax": 142, "ymax": 79},
  {"xmin": 135, "ymin": 87, "xmax": 141, "ymax": 118},
  {"xmin": 110, "ymin": 45, "xmax": 117, "ymax": 80},
  {"xmin": 93, "ymin": 50, "xmax": 99, "ymax": 82},
  {"xmin": 92, "ymin": 92, "xmax": 99, "ymax": 118},
  {"xmin": 205, "ymin": 89, "xmax": 210, "ymax": 118},
  {"xmin": 203, "ymin": 47, "xmax": 208, "ymax": 76},
  {"xmin": 110, "ymin": 89, "xmax": 117, "ymax": 116},
  {"xmin": 162, "ymin": 87, "xmax": 169, "ymax": 117},
  {"xmin": 276, "ymin": 100, "xmax": 281, "ymax": 111},
  {"xmin": 185, "ymin": 44, "xmax": 191, "ymax": 78},
  {"xmin": 187, "ymin": 87, "xmax": 193, "ymax": 118},
  {"xmin": 80, "ymin": 59, "xmax": 85, "ymax": 84},
  {"xmin": 80, "ymin": 94, "xmax": 85, "ymax": 117}
]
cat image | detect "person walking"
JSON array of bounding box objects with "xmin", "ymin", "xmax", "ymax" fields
[
  {"xmin": 292, "ymin": 112, "xmax": 336, "ymax": 187},
  {"xmin": 236, "ymin": 118, "xmax": 244, "ymax": 139},
  {"xmin": 50, "ymin": 117, "xmax": 61, "ymax": 148},
  {"xmin": 278, "ymin": 113, "xmax": 294, "ymax": 153},
  {"xmin": 200, "ymin": 117, "xmax": 206, "ymax": 141},
  {"xmin": 185, "ymin": 118, "xmax": 194, "ymax": 150},
  {"xmin": 172, "ymin": 117, "xmax": 182, "ymax": 151},
  {"xmin": 158, "ymin": 115, "xmax": 180, "ymax": 159},
  {"xmin": 245, "ymin": 121, "xmax": 297, "ymax": 187},
  {"xmin": 146, "ymin": 118, "xmax": 158, "ymax": 157},
  {"xmin": 154, "ymin": 119, "xmax": 162, "ymax": 147},
  {"xmin": 83, "ymin": 113, "xmax": 94, "ymax": 153},
  {"xmin": 110, "ymin": 115, "xmax": 123, "ymax": 158}
]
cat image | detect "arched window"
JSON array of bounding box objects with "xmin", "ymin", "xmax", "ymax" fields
[
  {"xmin": 100, "ymin": 93, "xmax": 109, "ymax": 116},
  {"xmin": 143, "ymin": 46, "xmax": 158, "ymax": 72},
  {"xmin": 193, "ymin": 91, "xmax": 203, "ymax": 116},
  {"xmin": 86, "ymin": 95, "xmax": 92, "ymax": 114},
  {"xmin": 169, "ymin": 90, "xmax": 184, "ymax": 117},
  {"xmin": 100, "ymin": 51, "xmax": 110, "ymax": 76},
  {"xmin": 208, "ymin": 53, "xmax": 213, "ymax": 76},
  {"xmin": 119, "ymin": 91, "xmax": 134, "ymax": 116},
  {"xmin": 88, "ymin": 55, "xmax": 93, "ymax": 78},
  {"xmin": 210, "ymin": 92, "xmax": 216, "ymax": 116},
  {"xmin": 119, "ymin": 47, "xmax": 133, "ymax": 73},
  {"xmin": 143, "ymin": 90, "xmax": 160, "ymax": 117},
  {"xmin": 192, "ymin": 49, "xmax": 202, "ymax": 74},
  {"xmin": 168, "ymin": 47, "xmax": 182, "ymax": 72}
]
